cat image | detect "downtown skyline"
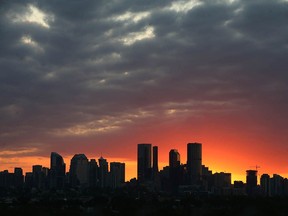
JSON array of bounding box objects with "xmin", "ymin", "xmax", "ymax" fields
[
  {"xmin": 1, "ymin": 142, "xmax": 288, "ymax": 198},
  {"xmin": 0, "ymin": 142, "xmax": 286, "ymax": 183},
  {"xmin": 1, "ymin": 0, "xmax": 288, "ymax": 183}
]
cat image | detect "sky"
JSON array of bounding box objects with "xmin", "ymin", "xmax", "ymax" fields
[{"xmin": 1, "ymin": 0, "xmax": 288, "ymax": 182}]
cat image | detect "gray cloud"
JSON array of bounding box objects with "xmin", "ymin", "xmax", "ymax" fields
[{"xmin": 0, "ymin": 0, "xmax": 288, "ymax": 159}]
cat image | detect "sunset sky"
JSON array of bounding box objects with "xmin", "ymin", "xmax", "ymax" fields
[{"xmin": 1, "ymin": 0, "xmax": 288, "ymax": 182}]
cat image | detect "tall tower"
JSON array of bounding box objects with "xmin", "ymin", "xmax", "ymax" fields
[
  {"xmin": 153, "ymin": 146, "xmax": 159, "ymax": 175},
  {"xmin": 246, "ymin": 170, "xmax": 258, "ymax": 196},
  {"xmin": 137, "ymin": 143, "xmax": 152, "ymax": 182},
  {"xmin": 98, "ymin": 156, "xmax": 109, "ymax": 188},
  {"xmin": 260, "ymin": 174, "xmax": 270, "ymax": 197},
  {"xmin": 187, "ymin": 143, "xmax": 202, "ymax": 185},
  {"xmin": 169, "ymin": 149, "xmax": 180, "ymax": 168},
  {"xmin": 69, "ymin": 154, "xmax": 89, "ymax": 187},
  {"xmin": 88, "ymin": 159, "xmax": 98, "ymax": 187},
  {"xmin": 110, "ymin": 162, "xmax": 125, "ymax": 188},
  {"xmin": 50, "ymin": 152, "xmax": 66, "ymax": 189}
]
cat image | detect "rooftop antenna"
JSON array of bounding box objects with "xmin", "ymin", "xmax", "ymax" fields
[{"xmin": 249, "ymin": 165, "xmax": 261, "ymax": 171}]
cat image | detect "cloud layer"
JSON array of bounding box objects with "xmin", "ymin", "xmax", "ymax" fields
[{"xmin": 1, "ymin": 0, "xmax": 288, "ymax": 177}]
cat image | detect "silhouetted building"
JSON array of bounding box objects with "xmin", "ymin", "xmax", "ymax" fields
[
  {"xmin": 25, "ymin": 172, "xmax": 33, "ymax": 188},
  {"xmin": 109, "ymin": 162, "xmax": 125, "ymax": 188},
  {"xmin": 213, "ymin": 172, "xmax": 232, "ymax": 195},
  {"xmin": 14, "ymin": 167, "xmax": 24, "ymax": 187},
  {"xmin": 159, "ymin": 166, "xmax": 170, "ymax": 191},
  {"xmin": 169, "ymin": 149, "xmax": 180, "ymax": 168},
  {"xmin": 271, "ymin": 174, "xmax": 284, "ymax": 196},
  {"xmin": 187, "ymin": 143, "xmax": 202, "ymax": 185},
  {"xmin": 0, "ymin": 170, "xmax": 14, "ymax": 188},
  {"xmin": 202, "ymin": 165, "xmax": 213, "ymax": 191},
  {"xmin": 98, "ymin": 156, "xmax": 109, "ymax": 188},
  {"xmin": 246, "ymin": 170, "xmax": 258, "ymax": 196},
  {"xmin": 153, "ymin": 146, "xmax": 159, "ymax": 177},
  {"xmin": 169, "ymin": 149, "xmax": 181, "ymax": 191},
  {"xmin": 233, "ymin": 181, "xmax": 245, "ymax": 196},
  {"xmin": 50, "ymin": 152, "xmax": 66, "ymax": 189},
  {"xmin": 32, "ymin": 165, "xmax": 47, "ymax": 189},
  {"xmin": 137, "ymin": 143, "xmax": 152, "ymax": 182},
  {"xmin": 260, "ymin": 174, "xmax": 270, "ymax": 197},
  {"xmin": 69, "ymin": 154, "xmax": 89, "ymax": 187},
  {"xmin": 89, "ymin": 159, "xmax": 98, "ymax": 187}
]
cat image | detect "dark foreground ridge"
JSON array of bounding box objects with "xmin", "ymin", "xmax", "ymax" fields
[{"xmin": 1, "ymin": 188, "xmax": 288, "ymax": 216}]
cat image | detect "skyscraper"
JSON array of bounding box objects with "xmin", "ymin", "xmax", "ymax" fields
[
  {"xmin": 98, "ymin": 156, "xmax": 109, "ymax": 188},
  {"xmin": 187, "ymin": 143, "xmax": 202, "ymax": 185},
  {"xmin": 169, "ymin": 149, "xmax": 181, "ymax": 191},
  {"xmin": 14, "ymin": 167, "xmax": 24, "ymax": 187},
  {"xmin": 137, "ymin": 143, "xmax": 152, "ymax": 182},
  {"xmin": 246, "ymin": 170, "xmax": 258, "ymax": 196},
  {"xmin": 50, "ymin": 152, "xmax": 66, "ymax": 189},
  {"xmin": 260, "ymin": 174, "xmax": 270, "ymax": 197},
  {"xmin": 153, "ymin": 146, "xmax": 159, "ymax": 176},
  {"xmin": 169, "ymin": 149, "xmax": 180, "ymax": 168},
  {"xmin": 32, "ymin": 165, "xmax": 46, "ymax": 189},
  {"xmin": 69, "ymin": 154, "xmax": 89, "ymax": 187},
  {"xmin": 110, "ymin": 162, "xmax": 125, "ymax": 188},
  {"xmin": 88, "ymin": 159, "xmax": 98, "ymax": 187}
]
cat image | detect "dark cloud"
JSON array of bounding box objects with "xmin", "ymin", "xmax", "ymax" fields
[{"xmin": 0, "ymin": 0, "xmax": 288, "ymax": 163}]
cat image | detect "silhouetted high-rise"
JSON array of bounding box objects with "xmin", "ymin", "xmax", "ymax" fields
[
  {"xmin": 169, "ymin": 149, "xmax": 180, "ymax": 168},
  {"xmin": 137, "ymin": 143, "xmax": 152, "ymax": 182},
  {"xmin": 69, "ymin": 154, "xmax": 89, "ymax": 187},
  {"xmin": 246, "ymin": 170, "xmax": 258, "ymax": 196},
  {"xmin": 88, "ymin": 159, "xmax": 98, "ymax": 187},
  {"xmin": 32, "ymin": 165, "xmax": 47, "ymax": 189},
  {"xmin": 98, "ymin": 156, "xmax": 109, "ymax": 188},
  {"xmin": 260, "ymin": 174, "xmax": 270, "ymax": 197},
  {"xmin": 187, "ymin": 143, "xmax": 202, "ymax": 185},
  {"xmin": 169, "ymin": 149, "xmax": 181, "ymax": 191},
  {"xmin": 50, "ymin": 152, "xmax": 66, "ymax": 189},
  {"xmin": 153, "ymin": 146, "xmax": 159, "ymax": 176},
  {"xmin": 14, "ymin": 167, "xmax": 24, "ymax": 187},
  {"xmin": 110, "ymin": 162, "xmax": 125, "ymax": 188}
]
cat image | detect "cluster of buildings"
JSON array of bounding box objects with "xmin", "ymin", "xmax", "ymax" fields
[
  {"xmin": 1, "ymin": 142, "xmax": 288, "ymax": 197},
  {"xmin": 0, "ymin": 152, "xmax": 125, "ymax": 190},
  {"xmin": 137, "ymin": 143, "xmax": 288, "ymax": 196}
]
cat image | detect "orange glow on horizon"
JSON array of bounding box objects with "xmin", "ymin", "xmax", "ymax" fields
[{"xmin": 0, "ymin": 121, "xmax": 287, "ymax": 184}]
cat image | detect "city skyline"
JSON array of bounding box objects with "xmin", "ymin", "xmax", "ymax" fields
[
  {"xmin": 1, "ymin": 0, "xmax": 288, "ymax": 184},
  {"xmin": 2, "ymin": 142, "xmax": 288, "ymax": 198},
  {"xmin": 0, "ymin": 142, "xmax": 286, "ymax": 183}
]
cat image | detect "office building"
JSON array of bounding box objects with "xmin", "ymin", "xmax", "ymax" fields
[
  {"xmin": 169, "ymin": 149, "xmax": 180, "ymax": 168},
  {"xmin": 260, "ymin": 174, "xmax": 270, "ymax": 197},
  {"xmin": 98, "ymin": 156, "xmax": 109, "ymax": 188},
  {"xmin": 169, "ymin": 149, "xmax": 181, "ymax": 191},
  {"xmin": 271, "ymin": 174, "xmax": 284, "ymax": 196},
  {"xmin": 69, "ymin": 154, "xmax": 89, "ymax": 187},
  {"xmin": 153, "ymin": 146, "xmax": 159, "ymax": 176},
  {"xmin": 110, "ymin": 162, "xmax": 125, "ymax": 188},
  {"xmin": 246, "ymin": 170, "xmax": 258, "ymax": 196},
  {"xmin": 187, "ymin": 143, "xmax": 202, "ymax": 185},
  {"xmin": 14, "ymin": 167, "xmax": 24, "ymax": 187},
  {"xmin": 50, "ymin": 152, "xmax": 66, "ymax": 189},
  {"xmin": 89, "ymin": 159, "xmax": 98, "ymax": 187},
  {"xmin": 137, "ymin": 143, "xmax": 152, "ymax": 182}
]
